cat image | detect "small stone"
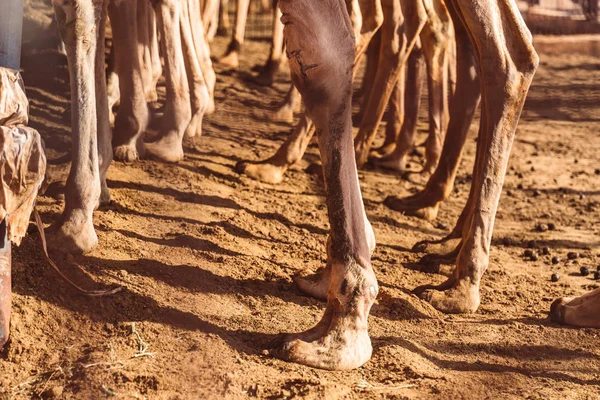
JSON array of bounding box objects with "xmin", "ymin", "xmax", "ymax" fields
[
  {"xmin": 542, "ymin": 246, "xmax": 551, "ymax": 255},
  {"xmin": 567, "ymin": 252, "xmax": 579, "ymax": 260},
  {"xmin": 580, "ymin": 266, "xmax": 590, "ymax": 277},
  {"xmin": 579, "ymin": 194, "xmax": 586, "ymax": 200},
  {"xmin": 502, "ymin": 237, "xmax": 512, "ymax": 246},
  {"xmin": 551, "ymin": 256, "xmax": 561, "ymax": 265},
  {"xmin": 506, "ymin": 190, "xmax": 514, "ymax": 197},
  {"xmin": 551, "ymin": 273, "xmax": 560, "ymax": 282},
  {"xmin": 530, "ymin": 166, "xmax": 535, "ymax": 172},
  {"xmin": 41, "ymin": 386, "xmax": 64, "ymax": 399},
  {"xmin": 517, "ymin": 183, "xmax": 524, "ymax": 190},
  {"xmin": 595, "ymin": 168, "xmax": 600, "ymax": 175},
  {"xmin": 536, "ymin": 223, "xmax": 548, "ymax": 233},
  {"xmin": 528, "ymin": 240, "xmax": 537, "ymax": 248},
  {"xmin": 547, "ymin": 222, "xmax": 556, "ymax": 231},
  {"xmin": 595, "ymin": 271, "xmax": 600, "ymax": 280},
  {"xmin": 530, "ymin": 253, "xmax": 539, "ymax": 262},
  {"xmin": 533, "ymin": 189, "xmax": 541, "ymax": 197},
  {"xmin": 437, "ymin": 222, "xmax": 448, "ymax": 230},
  {"xmin": 524, "ymin": 249, "xmax": 534, "ymax": 257},
  {"xmin": 261, "ymin": 349, "xmax": 269, "ymax": 356}
]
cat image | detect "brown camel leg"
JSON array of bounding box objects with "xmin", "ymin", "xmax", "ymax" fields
[
  {"xmin": 51, "ymin": 0, "xmax": 108, "ymax": 253},
  {"xmin": 190, "ymin": 0, "xmax": 217, "ymax": 114},
  {"xmin": 218, "ymin": 0, "xmax": 250, "ymax": 68},
  {"xmin": 353, "ymin": 0, "xmax": 426, "ymax": 168},
  {"xmin": 109, "ymin": 0, "xmax": 149, "ymax": 163},
  {"xmin": 180, "ymin": 0, "xmax": 210, "ymax": 139},
  {"xmin": 271, "ymin": 0, "xmax": 377, "ymax": 370},
  {"xmin": 551, "ymin": 288, "xmax": 600, "ymax": 328},
  {"xmin": 148, "ymin": 7, "xmax": 162, "ymax": 98},
  {"xmin": 371, "ymin": 43, "xmax": 425, "ymax": 171},
  {"xmin": 273, "ymin": 85, "xmax": 302, "ymax": 123},
  {"xmin": 414, "ymin": 0, "xmax": 538, "ymax": 313},
  {"xmin": 370, "ymin": 62, "xmax": 404, "ymax": 157},
  {"xmin": 146, "ymin": 0, "xmax": 192, "ymax": 162},
  {"xmin": 384, "ymin": 0, "xmax": 480, "ymax": 222},
  {"xmin": 237, "ymin": 114, "xmax": 315, "ymax": 184}
]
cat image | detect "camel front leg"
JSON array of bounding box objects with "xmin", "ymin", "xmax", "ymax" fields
[
  {"xmin": 109, "ymin": 0, "xmax": 149, "ymax": 163},
  {"xmin": 218, "ymin": 0, "xmax": 251, "ymax": 68},
  {"xmin": 353, "ymin": 0, "xmax": 426, "ymax": 168},
  {"xmin": 384, "ymin": 0, "xmax": 479, "ymax": 223},
  {"xmin": 270, "ymin": 0, "xmax": 377, "ymax": 371},
  {"xmin": 416, "ymin": 0, "xmax": 538, "ymax": 313},
  {"xmin": 146, "ymin": 0, "xmax": 191, "ymax": 162},
  {"xmin": 255, "ymin": 3, "xmax": 284, "ymax": 87},
  {"xmin": 52, "ymin": 0, "xmax": 107, "ymax": 254}
]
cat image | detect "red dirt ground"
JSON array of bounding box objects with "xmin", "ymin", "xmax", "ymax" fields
[{"xmin": 1, "ymin": 4, "xmax": 600, "ymax": 399}]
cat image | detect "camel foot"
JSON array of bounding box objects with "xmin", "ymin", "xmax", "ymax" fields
[
  {"xmin": 270, "ymin": 262, "xmax": 377, "ymax": 370},
  {"xmin": 384, "ymin": 195, "xmax": 440, "ymax": 221},
  {"xmin": 404, "ymin": 169, "xmax": 432, "ymax": 185},
  {"xmin": 414, "ymin": 277, "xmax": 480, "ymax": 314},
  {"xmin": 550, "ymin": 289, "xmax": 600, "ymax": 328},
  {"xmin": 369, "ymin": 143, "xmax": 397, "ymax": 160},
  {"xmin": 218, "ymin": 50, "xmax": 239, "ymax": 69},
  {"xmin": 50, "ymin": 212, "xmax": 98, "ymax": 254},
  {"xmin": 236, "ymin": 160, "xmax": 286, "ymax": 184},
  {"xmin": 185, "ymin": 112, "xmax": 204, "ymax": 138},
  {"xmin": 273, "ymin": 105, "xmax": 295, "ymax": 123},
  {"xmin": 414, "ymin": 237, "xmax": 462, "ymax": 256},
  {"xmin": 294, "ymin": 265, "xmax": 330, "ymax": 301},
  {"xmin": 99, "ymin": 180, "xmax": 111, "ymax": 207},
  {"xmin": 145, "ymin": 134, "xmax": 184, "ymax": 163},
  {"xmin": 114, "ymin": 144, "xmax": 140, "ymax": 163}
]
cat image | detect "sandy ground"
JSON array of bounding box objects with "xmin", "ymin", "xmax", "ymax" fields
[{"xmin": 1, "ymin": 5, "xmax": 600, "ymax": 399}]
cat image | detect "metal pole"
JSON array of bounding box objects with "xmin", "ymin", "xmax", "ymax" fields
[{"xmin": 0, "ymin": 0, "xmax": 24, "ymax": 70}]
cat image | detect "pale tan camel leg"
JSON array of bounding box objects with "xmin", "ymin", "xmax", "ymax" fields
[
  {"xmin": 255, "ymin": 3, "xmax": 284, "ymax": 87},
  {"xmin": 180, "ymin": 0, "xmax": 210, "ymax": 138},
  {"xmin": 237, "ymin": 113, "xmax": 314, "ymax": 184},
  {"xmin": 371, "ymin": 43, "xmax": 425, "ymax": 170},
  {"xmin": 414, "ymin": 0, "xmax": 538, "ymax": 313},
  {"xmin": 206, "ymin": 0, "xmax": 220, "ymax": 41},
  {"xmin": 137, "ymin": 1, "xmax": 158, "ymax": 103},
  {"xmin": 353, "ymin": 0, "xmax": 426, "ymax": 168},
  {"xmin": 106, "ymin": 45, "xmax": 119, "ymax": 126},
  {"xmin": 218, "ymin": 0, "xmax": 230, "ymax": 35},
  {"xmin": 551, "ymin": 288, "xmax": 600, "ymax": 328},
  {"xmin": 146, "ymin": 0, "xmax": 192, "ymax": 162},
  {"xmin": 202, "ymin": 0, "xmax": 220, "ymax": 35},
  {"xmin": 218, "ymin": 0, "xmax": 250, "ymax": 68},
  {"xmin": 384, "ymin": 0, "xmax": 479, "ymax": 222},
  {"xmin": 51, "ymin": 0, "xmax": 109, "ymax": 253},
  {"xmin": 109, "ymin": 0, "xmax": 149, "ymax": 163},
  {"xmin": 190, "ymin": 0, "xmax": 216, "ymax": 114},
  {"xmin": 96, "ymin": 4, "xmax": 112, "ymax": 205},
  {"xmin": 271, "ymin": 0, "xmax": 378, "ymax": 370},
  {"xmin": 272, "ymin": 85, "xmax": 301, "ymax": 123},
  {"xmin": 148, "ymin": 7, "xmax": 162, "ymax": 96}
]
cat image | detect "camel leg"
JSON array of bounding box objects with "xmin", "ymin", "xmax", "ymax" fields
[
  {"xmin": 146, "ymin": 0, "xmax": 192, "ymax": 163},
  {"xmin": 0, "ymin": 220, "xmax": 10, "ymax": 348},
  {"xmin": 51, "ymin": 0, "xmax": 108, "ymax": 253},
  {"xmin": 372, "ymin": 43, "xmax": 425, "ymax": 170},
  {"xmin": 271, "ymin": 0, "xmax": 377, "ymax": 370},
  {"xmin": 272, "ymin": 85, "xmax": 302, "ymax": 123},
  {"xmin": 109, "ymin": 0, "xmax": 149, "ymax": 163},
  {"xmin": 206, "ymin": 0, "xmax": 220, "ymax": 41},
  {"xmin": 255, "ymin": 3, "xmax": 284, "ymax": 87},
  {"xmin": 353, "ymin": 0, "xmax": 384, "ymax": 68},
  {"xmin": 179, "ymin": 0, "xmax": 210, "ymax": 139},
  {"xmin": 138, "ymin": 1, "xmax": 158, "ymax": 103},
  {"xmin": 96, "ymin": 2, "xmax": 112, "ymax": 205},
  {"xmin": 415, "ymin": 0, "xmax": 538, "ymax": 313},
  {"xmin": 551, "ymin": 288, "xmax": 600, "ymax": 328},
  {"xmin": 190, "ymin": 0, "xmax": 216, "ymax": 114},
  {"xmin": 218, "ymin": 0, "xmax": 230, "ymax": 35},
  {"xmin": 237, "ymin": 114, "xmax": 315, "ymax": 184},
  {"xmin": 148, "ymin": 7, "xmax": 162, "ymax": 98},
  {"xmin": 218, "ymin": 0, "xmax": 250, "ymax": 68},
  {"xmin": 384, "ymin": 0, "xmax": 479, "ymax": 222},
  {"xmin": 353, "ymin": 0, "xmax": 426, "ymax": 168},
  {"xmin": 370, "ymin": 62, "xmax": 404, "ymax": 157},
  {"xmin": 106, "ymin": 45, "xmax": 119, "ymax": 126},
  {"xmin": 353, "ymin": 30, "xmax": 380, "ymax": 126}
]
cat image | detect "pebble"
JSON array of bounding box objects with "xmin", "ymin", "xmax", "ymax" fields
[
  {"xmin": 536, "ymin": 223, "xmax": 548, "ymax": 233},
  {"xmin": 595, "ymin": 168, "xmax": 600, "ymax": 175},
  {"xmin": 503, "ymin": 237, "xmax": 512, "ymax": 246},
  {"xmin": 551, "ymin": 256, "xmax": 561, "ymax": 265},
  {"xmin": 580, "ymin": 266, "xmax": 590, "ymax": 277},
  {"xmin": 261, "ymin": 349, "xmax": 270, "ymax": 356},
  {"xmin": 524, "ymin": 249, "xmax": 534, "ymax": 257},
  {"xmin": 517, "ymin": 183, "xmax": 524, "ymax": 190},
  {"xmin": 41, "ymin": 386, "xmax": 64, "ymax": 399},
  {"xmin": 567, "ymin": 252, "xmax": 579, "ymax": 260},
  {"xmin": 528, "ymin": 240, "xmax": 537, "ymax": 248},
  {"xmin": 542, "ymin": 246, "xmax": 551, "ymax": 255},
  {"xmin": 547, "ymin": 222, "xmax": 556, "ymax": 231},
  {"xmin": 533, "ymin": 190, "xmax": 541, "ymax": 197},
  {"xmin": 551, "ymin": 273, "xmax": 560, "ymax": 282},
  {"xmin": 530, "ymin": 253, "xmax": 539, "ymax": 262},
  {"xmin": 595, "ymin": 271, "xmax": 600, "ymax": 280}
]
